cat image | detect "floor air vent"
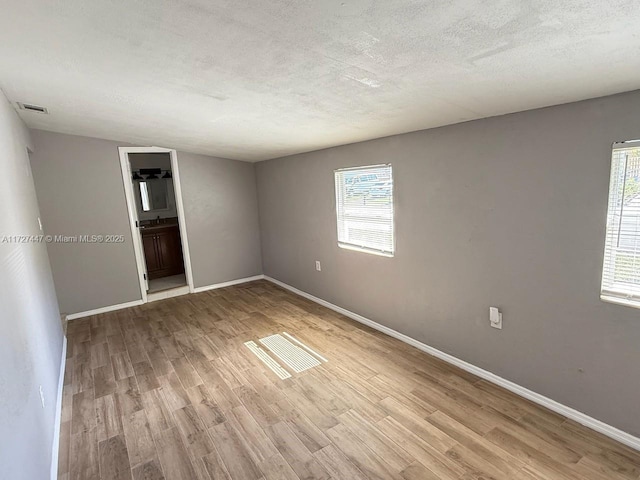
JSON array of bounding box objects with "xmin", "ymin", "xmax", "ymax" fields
[
  {"xmin": 259, "ymin": 333, "xmax": 325, "ymax": 373},
  {"xmin": 244, "ymin": 341, "xmax": 291, "ymax": 379}
]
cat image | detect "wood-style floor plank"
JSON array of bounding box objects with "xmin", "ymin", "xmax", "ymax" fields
[
  {"xmin": 58, "ymin": 280, "xmax": 640, "ymax": 480},
  {"xmin": 326, "ymin": 423, "xmax": 402, "ymax": 480},
  {"xmin": 122, "ymin": 409, "xmax": 157, "ymax": 468},
  {"xmin": 131, "ymin": 458, "xmax": 165, "ymax": 480},
  {"xmin": 265, "ymin": 421, "xmax": 330, "ymax": 480},
  {"xmin": 210, "ymin": 420, "xmax": 263, "ymax": 480},
  {"xmin": 96, "ymin": 394, "xmax": 124, "ymax": 442},
  {"xmin": 154, "ymin": 427, "xmax": 199, "ymax": 480},
  {"xmin": 98, "ymin": 434, "xmax": 133, "ymax": 480},
  {"xmin": 69, "ymin": 429, "xmax": 99, "ymax": 480}
]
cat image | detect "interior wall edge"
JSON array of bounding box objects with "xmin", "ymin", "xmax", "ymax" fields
[
  {"xmin": 0, "ymin": 92, "xmax": 65, "ymax": 479},
  {"xmin": 49, "ymin": 336, "xmax": 67, "ymax": 480},
  {"xmin": 264, "ymin": 275, "xmax": 640, "ymax": 452}
]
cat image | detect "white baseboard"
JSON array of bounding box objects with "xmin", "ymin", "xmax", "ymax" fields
[
  {"xmin": 264, "ymin": 276, "xmax": 640, "ymax": 452},
  {"xmin": 50, "ymin": 335, "xmax": 67, "ymax": 480},
  {"xmin": 65, "ymin": 275, "xmax": 265, "ymax": 321},
  {"xmin": 192, "ymin": 274, "xmax": 265, "ymax": 293},
  {"xmin": 65, "ymin": 299, "xmax": 144, "ymax": 321}
]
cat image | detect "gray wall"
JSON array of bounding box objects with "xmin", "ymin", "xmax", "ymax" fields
[
  {"xmin": 29, "ymin": 131, "xmax": 142, "ymax": 314},
  {"xmin": 30, "ymin": 131, "xmax": 262, "ymax": 314},
  {"xmin": 178, "ymin": 151, "xmax": 262, "ymax": 288},
  {"xmin": 256, "ymin": 90, "xmax": 640, "ymax": 436},
  {"xmin": 0, "ymin": 92, "xmax": 64, "ymax": 479}
]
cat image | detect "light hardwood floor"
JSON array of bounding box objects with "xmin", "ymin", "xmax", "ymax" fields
[{"xmin": 58, "ymin": 280, "xmax": 640, "ymax": 480}]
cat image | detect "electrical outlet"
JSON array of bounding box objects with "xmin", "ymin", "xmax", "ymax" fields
[
  {"xmin": 39, "ymin": 385, "xmax": 45, "ymax": 408},
  {"xmin": 489, "ymin": 307, "xmax": 502, "ymax": 329},
  {"xmin": 315, "ymin": 261, "xmax": 321, "ymax": 271}
]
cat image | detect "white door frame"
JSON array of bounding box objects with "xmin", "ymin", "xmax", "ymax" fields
[{"xmin": 118, "ymin": 146, "xmax": 195, "ymax": 303}]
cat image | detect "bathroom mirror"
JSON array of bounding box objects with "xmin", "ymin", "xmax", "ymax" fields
[{"xmin": 139, "ymin": 179, "xmax": 169, "ymax": 212}]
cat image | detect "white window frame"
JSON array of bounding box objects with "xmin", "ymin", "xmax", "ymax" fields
[
  {"xmin": 334, "ymin": 164, "xmax": 395, "ymax": 257},
  {"xmin": 601, "ymin": 139, "xmax": 640, "ymax": 308}
]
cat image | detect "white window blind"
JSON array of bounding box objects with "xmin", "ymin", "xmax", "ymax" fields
[
  {"xmin": 334, "ymin": 164, "xmax": 394, "ymax": 256},
  {"xmin": 601, "ymin": 141, "xmax": 640, "ymax": 307}
]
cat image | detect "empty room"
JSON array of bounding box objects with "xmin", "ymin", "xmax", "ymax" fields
[{"xmin": 2, "ymin": 1, "xmax": 640, "ymax": 479}]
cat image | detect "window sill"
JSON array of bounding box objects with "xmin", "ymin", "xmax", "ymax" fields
[
  {"xmin": 338, "ymin": 243, "xmax": 394, "ymax": 257},
  {"xmin": 600, "ymin": 294, "xmax": 640, "ymax": 309}
]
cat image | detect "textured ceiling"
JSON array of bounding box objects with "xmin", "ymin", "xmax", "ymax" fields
[{"xmin": 1, "ymin": 0, "xmax": 640, "ymax": 161}]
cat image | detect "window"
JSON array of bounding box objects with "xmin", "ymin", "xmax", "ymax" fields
[
  {"xmin": 334, "ymin": 164, "xmax": 394, "ymax": 256},
  {"xmin": 601, "ymin": 141, "xmax": 640, "ymax": 307}
]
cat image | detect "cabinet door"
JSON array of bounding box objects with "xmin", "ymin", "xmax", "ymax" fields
[
  {"xmin": 156, "ymin": 229, "xmax": 184, "ymax": 272},
  {"xmin": 142, "ymin": 234, "xmax": 161, "ymax": 273}
]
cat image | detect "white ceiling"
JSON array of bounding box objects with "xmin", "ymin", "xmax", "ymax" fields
[{"xmin": 1, "ymin": 1, "xmax": 639, "ymax": 162}]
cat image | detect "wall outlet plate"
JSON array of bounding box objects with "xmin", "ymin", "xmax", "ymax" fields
[{"xmin": 315, "ymin": 261, "xmax": 321, "ymax": 271}]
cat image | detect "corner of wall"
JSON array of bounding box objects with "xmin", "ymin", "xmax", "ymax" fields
[{"xmin": 252, "ymin": 161, "xmax": 267, "ymax": 275}]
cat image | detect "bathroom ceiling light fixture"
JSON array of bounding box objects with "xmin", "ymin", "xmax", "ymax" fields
[{"xmin": 140, "ymin": 168, "xmax": 161, "ymax": 180}]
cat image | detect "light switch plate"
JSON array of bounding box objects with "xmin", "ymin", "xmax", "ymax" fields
[{"xmin": 490, "ymin": 307, "xmax": 502, "ymax": 329}]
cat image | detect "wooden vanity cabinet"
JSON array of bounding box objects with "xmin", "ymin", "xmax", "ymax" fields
[{"xmin": 141, "ymin": 225, "xmax": 185, "ymax": 279}]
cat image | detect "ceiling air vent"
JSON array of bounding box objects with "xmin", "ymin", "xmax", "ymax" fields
[{"xmin": 17, "ymin": 102, "xmax": 48, "ymax": 114}]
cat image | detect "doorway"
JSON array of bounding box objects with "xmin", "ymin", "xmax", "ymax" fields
[{"xmin": 118, "ymin": 147, "xmax": 194, "ymax": 302}]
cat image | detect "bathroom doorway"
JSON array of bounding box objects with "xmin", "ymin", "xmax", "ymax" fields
[{"xmin": 118, "ymin": 147, "xmax": 194, "ymax": 302}]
